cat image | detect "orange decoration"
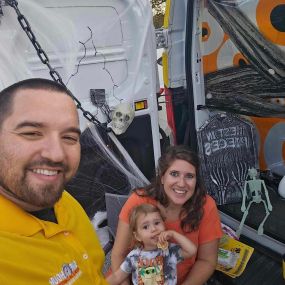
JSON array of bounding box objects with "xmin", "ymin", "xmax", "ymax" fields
[{"xmin": 256, "ymin": 0, "xmax": 285, "ymax": 45}]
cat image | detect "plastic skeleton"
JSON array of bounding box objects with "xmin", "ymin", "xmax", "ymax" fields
[{"xmin": 236, "ymin": 168, "xmax": 273, "ymax": 237}]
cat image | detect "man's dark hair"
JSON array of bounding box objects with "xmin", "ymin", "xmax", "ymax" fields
[{"xmin": 0, "ymin": 78, "xmax": 73, "ymax": 128}]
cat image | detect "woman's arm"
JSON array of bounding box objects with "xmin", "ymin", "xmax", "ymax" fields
[
  {"xmin": 181, "ymin": 239, "xmax": 219, "ymax": 285},
  {"xmin": 111, "ymin": 220, "xmax": 132, "ymax": 285},
  {"xmin": 107, "ymin": 268, "xmax": 129, "ymax": 285}
]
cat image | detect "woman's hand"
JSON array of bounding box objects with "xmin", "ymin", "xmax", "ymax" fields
[{"xmin": 182, "ymin": 239, "xmax": 219, "ymax": 285}]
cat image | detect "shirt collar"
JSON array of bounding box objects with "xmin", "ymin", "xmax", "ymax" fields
[{"xmin": 0, "ymin": 192, "xmax": 69, "ymax": 237}]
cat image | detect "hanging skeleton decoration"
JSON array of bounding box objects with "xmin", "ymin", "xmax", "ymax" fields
[
  {"xmin": 236, "ymin": 168, "xmax": 273, "ymax": 237},
  {"xmin": 108, "ymin": 102, "xmax": 135, "ymax": 135}
]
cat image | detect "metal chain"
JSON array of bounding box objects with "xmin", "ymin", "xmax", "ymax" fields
[{"xmin": 6, "ymin": 0, "xmax": 105, "ymax": 130}]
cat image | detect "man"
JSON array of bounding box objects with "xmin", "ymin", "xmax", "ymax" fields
[{"xmin": 0, "ymin": 78, "xmax": 108, "ymax": 285}]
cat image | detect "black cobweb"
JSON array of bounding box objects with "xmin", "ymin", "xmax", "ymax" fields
[
  {"xmin": 66, "ymin": 26, "xmax": 121, "ymax": 103},
  {"xmin": 66, "ymin": 127, "xmax": 132, "ymax": 219},
  {"xmin": 62, "ymin": 27, "xmax": 149, "ymax": 217}
]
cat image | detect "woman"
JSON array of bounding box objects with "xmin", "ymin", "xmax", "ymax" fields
[{"xmin": 111, "ymin": 145, "xmax": 223, "ymax": 285}]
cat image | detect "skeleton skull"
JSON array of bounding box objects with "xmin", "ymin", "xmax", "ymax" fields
[{"xmin": 108, "ymin": 102, "xmax": 135, "ymax": 135}]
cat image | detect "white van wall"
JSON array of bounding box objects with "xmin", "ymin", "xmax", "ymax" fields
[{"xmin": 0, "ymin": 0, "xmax": 161, "ymax": 166}]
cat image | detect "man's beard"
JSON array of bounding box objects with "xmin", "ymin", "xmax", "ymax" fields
[
  {"xmin": 20, "ymin": 177, "xmax": 65, "ymax": 207},
  {"xmin": 0, "ymin": 174, "xmax": 65, "ymax": 208},
  {"xmin": 0, "ymin": 160, "xmax": 69, "ymax": 208}
]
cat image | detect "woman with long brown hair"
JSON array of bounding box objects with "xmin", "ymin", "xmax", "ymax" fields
[{"xmin": 111, "ymin": 145, "xmax": 223, "ymax": 285}]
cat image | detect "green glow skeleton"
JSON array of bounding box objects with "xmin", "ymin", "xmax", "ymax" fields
[{"xmin": 236, "ymin": 168, "xmax": 273, "ymax": 237}]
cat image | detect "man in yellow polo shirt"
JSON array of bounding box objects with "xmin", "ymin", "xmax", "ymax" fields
[{"xmin": 0, "ymin": 78, "xmax": 108, "ymax": 285}]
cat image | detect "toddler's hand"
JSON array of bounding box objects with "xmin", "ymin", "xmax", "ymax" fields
[{"xmin": 157, "ymin": 230, "xmax": 174, "ymax": 249}]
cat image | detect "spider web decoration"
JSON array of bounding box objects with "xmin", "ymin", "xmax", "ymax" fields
[
  {"xmin": 197, "ymin": 113, "xmax": 258, "ymax": 205},
  {"xmin": 205, "ymin": 1, "xmax": 285, "ymax": 118},
  {"xmin": 66, "ymin": 26, "xmax": 120, "ymax": 105},
  {"xmin": 66, "ymin": 126, "xmax": 141, "ymax": 218},
  {"xmin": 3, "ymin": 0, "xmax": 151, "ymax": 217},
  {"xmin": 64, "ymin": 26, "xmax": 147, "ymax": 214}
]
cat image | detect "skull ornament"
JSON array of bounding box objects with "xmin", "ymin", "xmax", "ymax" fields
[{"xmin": 108, "ymin": 102, "xmax": 135, "ymax": 135}]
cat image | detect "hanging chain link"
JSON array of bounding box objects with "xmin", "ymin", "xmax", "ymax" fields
[{"xmin": 6, "ymin": 0, "xmax": 106, "ymax": 130}]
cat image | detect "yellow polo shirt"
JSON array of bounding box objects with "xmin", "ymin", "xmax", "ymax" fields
[{"xmin": 0, "ymin": 191, "xmax": 109, "ymax": 285}]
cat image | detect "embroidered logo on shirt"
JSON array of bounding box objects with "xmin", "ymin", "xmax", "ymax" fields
[{"xmin": 49, "ymin": 261, "xmax": 82, "ymax": 285}]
